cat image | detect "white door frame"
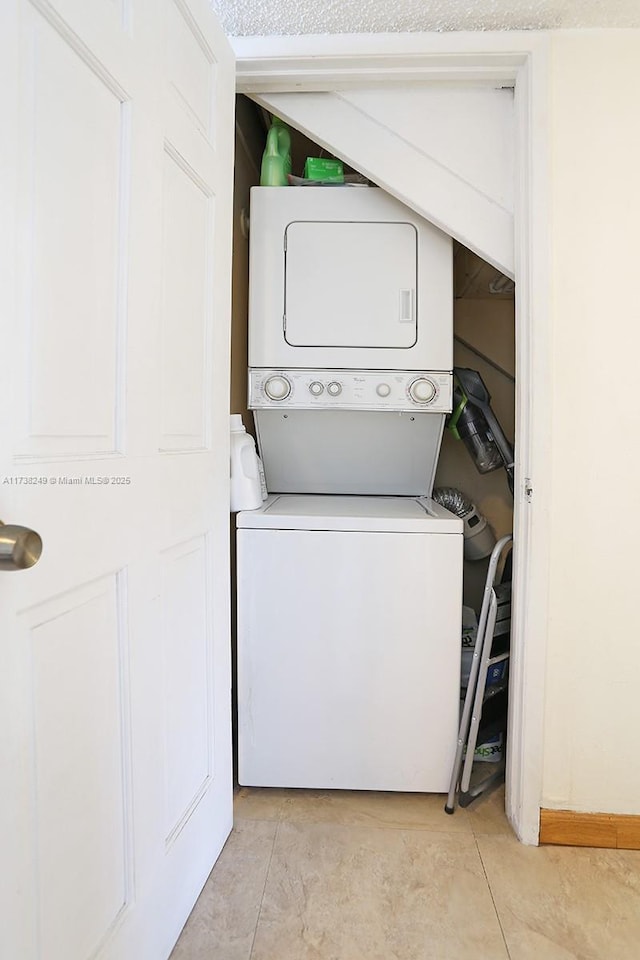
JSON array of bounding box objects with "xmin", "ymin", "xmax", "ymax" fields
[{"xmin": 232, "ymin": 31, "xmax": 552, "ymax": 844}]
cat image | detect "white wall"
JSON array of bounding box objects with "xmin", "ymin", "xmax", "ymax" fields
[{"xmin": 542, "ymin": 30, "xmax": 640, "ymax": 814}]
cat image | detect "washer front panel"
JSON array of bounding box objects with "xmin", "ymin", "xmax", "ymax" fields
[
  {"xmin": 237, "ymin": 524, "xmax": 463, "ymax": 791},
  {"xmin": 249, "ymin": 368, "xmax": 453, "ymax": 413}
]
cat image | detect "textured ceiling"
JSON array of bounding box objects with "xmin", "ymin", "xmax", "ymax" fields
[{"xmin": 211, "ymin": 0, "xmax": 640, "ymax": 36}]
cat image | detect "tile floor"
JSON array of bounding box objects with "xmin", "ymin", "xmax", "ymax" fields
[{"xmin": 170, "ymin": 786, "xmax": 640, "ymax": 960}]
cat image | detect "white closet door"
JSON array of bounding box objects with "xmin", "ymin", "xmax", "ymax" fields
[{"xmin": 0, "ymin": 1, "xmax": 235, "ymax": 958}]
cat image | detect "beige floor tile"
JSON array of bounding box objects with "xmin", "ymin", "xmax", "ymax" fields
[
  {"xmin": 170, "ymin": 819, "xmax": 276, "ymax": 960},
  {"xmin": 461, "ymin": 785, "xmax": 513, "ymax": 838},
  {"xmin": 477, "ymin": 834, "xmax": 640, "ymax": 960},
  {"xmin": 236, "ymin": 787, "xmax": 473, "ymax": 833},
  {"xmin": 234, "ymin": 786, "xmax": 290, "ymax": 822},
  {"xmin": 251, "ymin": 821, "xmax": 509, "ymax": 960}
]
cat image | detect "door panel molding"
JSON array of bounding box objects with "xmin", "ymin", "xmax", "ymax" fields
[{"xmin": 22, "ymin": 572, "xmax": 133, "ymax": 960}]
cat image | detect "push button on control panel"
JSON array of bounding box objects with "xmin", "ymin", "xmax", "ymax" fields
[{"xmin": 376, "ymin": 383, "xmax": 391, "ymax": 398}]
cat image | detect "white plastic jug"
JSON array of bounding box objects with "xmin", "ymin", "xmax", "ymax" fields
[{"xmin": 230, "ymin": 414, "xmax": 263, "ymax": 512}]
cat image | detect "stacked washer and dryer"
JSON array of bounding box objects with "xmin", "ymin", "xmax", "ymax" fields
[{"xmin": 236, "ymin": 187, "xmax": 463, "ymax": 793}]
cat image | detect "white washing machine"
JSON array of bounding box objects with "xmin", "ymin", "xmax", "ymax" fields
[
  {"xmin": 239, "ymin": 186, "xmax": 461, "ymax": 792},
  {"xmin": 237, "ymin": 495, "xmax": 463, "ymax": 792}
]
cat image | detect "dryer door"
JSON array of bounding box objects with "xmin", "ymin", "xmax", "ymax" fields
[{"xmin": 284, "ymin": 220, "xmax": 417, "ymax": 349}]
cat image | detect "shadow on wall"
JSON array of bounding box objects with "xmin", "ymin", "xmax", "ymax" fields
[
  {"xmin": 435, "ymin": 288, "xmax": 515, "ymax": 611},
  {"xmin": 231, "ymin": 97, "xmax": 265, "ymax": 437}
]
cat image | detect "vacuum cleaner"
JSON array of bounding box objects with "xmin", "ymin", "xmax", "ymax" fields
[{"xmin": 448, "ymin": 367, "xmax": 515, "ymax": 494}]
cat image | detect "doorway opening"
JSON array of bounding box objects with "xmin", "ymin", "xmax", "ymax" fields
[{"xmin": 230, "ymin": 91, "xmax": 517, "ymax": 810}]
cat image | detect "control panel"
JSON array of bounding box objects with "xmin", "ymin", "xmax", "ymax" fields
[{"xmin": 249, "ymin": 369, "xmax": 453, "ymax": 413}]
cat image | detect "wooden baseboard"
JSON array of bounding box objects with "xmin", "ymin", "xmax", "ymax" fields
[{"xmin": 540, "ymin": 808, "xmax": 640, "ymax": 850}]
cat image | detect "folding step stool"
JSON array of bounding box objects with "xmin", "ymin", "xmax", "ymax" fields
[{"xmin": 445, "ymin": 534, "xmax": 513, "ymax": 813}]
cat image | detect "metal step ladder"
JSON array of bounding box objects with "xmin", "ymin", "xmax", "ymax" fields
[{"xmin": 445, "ymin": 534, "xmax": 513, "ymax": 813}]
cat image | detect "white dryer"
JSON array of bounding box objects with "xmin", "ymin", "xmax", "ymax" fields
[
  {"xmin": 247, "ymin": 187, "xmax": 454, "ymax": 497},
  {"xmin": 237, "ymin": 495, "xmax": 463, "ymax": 792},
  {"xmin": 248, "ymin": 187, "xmax": 452, "ymax": 372}
]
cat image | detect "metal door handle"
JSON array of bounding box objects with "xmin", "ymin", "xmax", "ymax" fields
[{"xmin": 0, "ymin": 521, "xmax": 43, "ymax": 570}]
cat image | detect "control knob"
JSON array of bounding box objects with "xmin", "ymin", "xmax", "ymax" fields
[
  {"xmin": 264, "ymin": 375, "xmax": 291, "ymax": 401},
  {"xmin": 376, "ymin": 383, "xmax": 391, "ymax": 398},
  {"xmin": 327, "ymin": 381, "xmax": 342, "ymax": 397},
  {"xmin": 409, "ymin": 377, "xmax": 437, "ymax": 404},
  {"xmin": 309, "ymin": 381, "xmax": 324, "ymax": 397}
]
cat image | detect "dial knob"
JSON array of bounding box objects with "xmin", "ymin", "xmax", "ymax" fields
[
  {"xmin": 409, "ymin": 377, "xmax": 437, "ymax": 404},
  {"xmin": 327, "ymin": 381, "xmax": 342, "ymax": 397},
  {"xmin": 376, "ymin": 383, "xmax": 391, "ymax": 398},
  {"xmin": 309, "ymin": 381, "xmax": 324, "ymax": 397},
  {"xmin": 264, "ymin": 375, "xmax": 291, "ymax": 401}
]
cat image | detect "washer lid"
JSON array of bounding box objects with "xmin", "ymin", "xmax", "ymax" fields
[{"xmin": 236, "ymin": 495, "xmax": 463, "ymax": 533}]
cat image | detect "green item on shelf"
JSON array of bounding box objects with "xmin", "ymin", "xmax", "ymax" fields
[
  {"xmin": 271, "ymin": 117, "xmax": 292, "ymax": 177},
  {"xmin": 260, "ymin": 119, "xmax": 292, "ymax": 186},
  {"xmin": 303, "ymin": 157, "xmax": 344, "ymax": 183}
]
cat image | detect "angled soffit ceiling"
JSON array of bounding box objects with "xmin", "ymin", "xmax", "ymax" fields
[{"xmin": 211, "ymin": 0, "xmax": 640, "ymax": 37}]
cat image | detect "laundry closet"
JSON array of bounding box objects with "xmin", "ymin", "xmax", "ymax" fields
[{"xmin": 230, "ymin": 95, "xmax": 515, "ymax": 806}]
